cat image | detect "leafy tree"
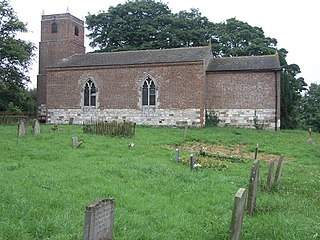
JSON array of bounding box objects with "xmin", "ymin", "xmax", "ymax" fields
[
  {"xmin": 86, "ymin": 0, "xmax": 213, "ymax": 52},
  {"xmin": 301, "ymin": 83, "xmax": 320, "ymax": 132},
  {"xmin": 278, "ymin": 48, "xmax": 307, "ymax": 129},
  {"xmin": 0, "ymin": 0, "xmax": 35, "ymax": 111},
  {"xmin": 211, "ymin": 18, "xmax": 277, "ymax": 57}
]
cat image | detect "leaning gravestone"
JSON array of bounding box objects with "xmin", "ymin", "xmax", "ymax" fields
[
  {"xmin": 18, "ymin": 120, "xmax": 26, "ymax": 137},
  {"xmin": 266, "ymin": 160, "xmax": 275, "ymax": 191},
  {"xmin": 84, "ymin": 198, "xmax": 115, "ymax": 240},
  {"xmin": 229, "ymin": 188, "xmax": 247, "ymax": 240},
  {"xmin": 274, "ymin": 155, "xmax": 284, "ymax": 185},
  {"xmin": 247, "ymin": 160, "xmax": 259, "ymax": 215},
  {"xmin": 33, "ymin": 119, "xmax": 41, "ymax": 135}
]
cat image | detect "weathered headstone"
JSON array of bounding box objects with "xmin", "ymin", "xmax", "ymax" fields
[
  {"xmin": 18, "ymin": 120, "xmax": 26, "ymax": 137},
  {"xmin": 274, "ymin": 155, "xmax": 284, "ymax": 184},
  {"xmin": 267, "ymin": 160, "xmax": 275, "ymax": 191},
  {"xmin": 229, "ymin": 188, "xmax": 247, "ymax": 240},
  {"xmin": 247, "ymin": 160, "xmax": 259, "ymax": 215},
  {"xmin": 72, "ymin": 136, "xmax": 83, "ymax": 148},
  {"xmin": 184, "ymin": 125, "xmax": 188, "ymax": 140},
  {"xmin": 84, "ymin": 198, "xmax": 115, "ymax": 240},
  {"xmin": 175, "ymin": 148, "xmax": 180, "ymax": 162},
  {"xmin": 33, "ymin": 119, "xmax": 41, "ymax": 135},
  {"xmin": 254, "ymin": 144, "xmax": 259, "ymax": 160},
  {"xmin": 190, "ymin": 154, "xmax": 195, "ymax": 170},
  {"xmin": 307, "ymin": 128, "xmax": 313, "ymax": 144}
]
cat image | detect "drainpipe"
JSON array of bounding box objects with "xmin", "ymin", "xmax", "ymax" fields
[{"xmin": 274, "ymin": 71, "xmax": 279, "ymax": 131}]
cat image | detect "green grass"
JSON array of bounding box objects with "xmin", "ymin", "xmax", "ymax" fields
[{"xmin": 0, "ymin": 124, "xmax": 319, "ymax": 239}]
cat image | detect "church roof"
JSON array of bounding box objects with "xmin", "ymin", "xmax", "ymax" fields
[
  {"xmin": 207, "ymin": 54, "xmax": 280, "ymax": 72},
  {"xmin": 49, "ymin": 46, "xmax": 212, "ymax": 68}
]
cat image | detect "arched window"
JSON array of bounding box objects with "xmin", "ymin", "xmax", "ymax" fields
[
  {"xmin": 51, "ymin": 22, "xmax": 57, "ymax": 33},
  {"xmin": 74, "ymin": 26, "xmax": 79, "ymax": 36},
  {"xmin": 84, "ymin": 79, "xmax": 96, "ymax": 107},
  {"xmin": 142, "ymin": 77, "xmax": 156, "ymax": 106}
]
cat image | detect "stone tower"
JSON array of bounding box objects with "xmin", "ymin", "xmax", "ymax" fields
[{"xmin": 37, "ymin": 13, "xmax": 85, "ymax": 119}]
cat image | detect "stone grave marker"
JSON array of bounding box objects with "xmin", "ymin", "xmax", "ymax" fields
[
  {"xmin": 18, "ymin": 120, "xmax": 26, "ymax": 137},
  {"xmin": 190, "ymin": 154, "xmax": 195, "ymax": 170},
  {"xmin": 229, "ymin": 188, "xmax": 247, "ymax": 240},
  {"xmin": 84, "ymin": 198, "xmax": 115, "ymax": 240},
  {"xmin": 254, "ymin": 144, "xmax": 259, "ymax": 160},
  {"xmin": 175, "ymin": 148, "xmax": 180, "ymax": 162},
  {"xmin": 267, "ymin": 160, "xmax": 275, "ymax": 191},
  {"xmin": 72, "ymin": 136, "xmax": 83, "ymax": 148},
  {"xmin": 247, "ymin": 160, "xmax": 259, "ymax": 215},
  {"xmin": 274, "ymin": 155, "xmax": 284, "ymax": 185},
  {"xmin": 307, "ymin": 128, "xmax": 313, "ymax": 144},
  {"xmin": 33, "ymin": 119, "xmax": 41, "ymax": 135},
  {"xmin": 184, "ymin": 125, "xmax": 188, "ymax": 140}
]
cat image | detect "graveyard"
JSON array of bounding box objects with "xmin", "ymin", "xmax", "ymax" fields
[{"xmin": 0, "ymin": 123, "xmax": 319, "ymax": 239}]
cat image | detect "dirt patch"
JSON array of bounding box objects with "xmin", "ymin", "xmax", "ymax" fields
[{"xmin": 168, "ymin": 142, "xmax": 283, "ymax": 162}]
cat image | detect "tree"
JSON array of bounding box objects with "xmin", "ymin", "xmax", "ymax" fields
[
  {"xmin": 0, "ymin": 0, "xmax": 35, "ymax": 111},
  {"xmin": 211, "ymin": 18, "xmax": 277, "ymax": 57},
  {"xmin": 278, "ymin": 48, "xmax": 307, "ymax": 129},
  {"xmin": 86, "ymin": 0, "xmax": 213, "ymax": 52},
  {"xmin": 301, "ymin": 83, "xmax": 320, "ymax": 132}
]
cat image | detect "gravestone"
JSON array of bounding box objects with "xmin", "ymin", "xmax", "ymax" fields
[
  {"xmin": 274, "ymin": 155, "xmax": 284, "ymax": 184},
  {"xmin": 72, "ymin": 136, "xmax": 83, "ymax": 148},
  {"xmin": 33, "ymin": 119, "xmax": 41, "ymax": 135},
  {"xmin": 18, "ymin": 120, "xmax": 26, "ymax": 137},
  {"xmin": 84, "ymin": 198, "xmax": 115, "ymax": 240},
  {"xmin": 267, "ymin": 160, "xmax": 275, "ymax": 191},
  {"xmin": 247, "ymin": 160, "xmax": 259, "ymax": 215},
  {"xmin": 190, "ymin": 154, "xmax": 195, "ymax": 170},
  {"xmin": 184, "ymin": 125, "xmax": 188, "ymax": 140},
  {"xmin": 307, "ymin": 128, "xmax": 313, "ymax": 144},
  {"xmin": 254, "ymin": 144, "xmax": 259, "ymax": 160},
  {"xmin": 229, "ymin": 188, "xmax": 247, "ymax": 240},
  {"xmin": 175, "ymin": 148, "xmax": 180, "ymax": 162}
]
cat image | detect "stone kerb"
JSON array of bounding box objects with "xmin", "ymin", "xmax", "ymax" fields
[{"xmin": 84, "ymin": 198, "xmax": 115, "ymax": 240}]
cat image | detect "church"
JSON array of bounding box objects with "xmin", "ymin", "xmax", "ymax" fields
[{"xmin": 37, "ymin": 12, "xmax": 281, "ymax": 130}]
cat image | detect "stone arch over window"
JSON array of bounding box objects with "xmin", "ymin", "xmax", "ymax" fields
[
  {"xmin": 83, "ymin": 78, "xmax": 98, "ymax": 107},
  {"xmin": 142, "ymin": 76, "xmax": 157, "ymax": 106},
  {"xmin": 74, "ymin": 25, "xmax": 79, "ymax": 36},
  {"xmin": 51, "ymin": 22, "xmax": 57, "ymax": 33}
]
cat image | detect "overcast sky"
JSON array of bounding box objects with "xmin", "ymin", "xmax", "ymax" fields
[{"xmin": 10, "ymin": 0, "xmax": 320, "ymax": 88}]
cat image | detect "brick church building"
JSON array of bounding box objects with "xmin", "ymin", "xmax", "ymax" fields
[{"xmin": 37, "ymin": 13, "xmax": 281, "ymax": 130}]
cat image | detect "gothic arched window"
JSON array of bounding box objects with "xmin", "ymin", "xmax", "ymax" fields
[
  {"xmin": 142, "ymin": 77, "xmax": 156, "ymax": 106},
  {"xmin": 84, "ymin": 79, "xmax": 96, "ymax": 107},
  {"xmin": 51, "ymin": 22, "xmax": 57, "ymax": 33}
]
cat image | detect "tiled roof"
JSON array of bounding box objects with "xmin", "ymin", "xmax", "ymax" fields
[
  {"xmin": 49, "ymin": 46, "xmax": 212, "ymax": 68},
  {"xmin": 206, "ymin": 54, "xmax": 280, "ymax": 72}
]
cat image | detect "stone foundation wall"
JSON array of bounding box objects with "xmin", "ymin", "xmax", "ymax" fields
[
  {"xmin": 47, "ymin": 108, "xmax": 202, "ymax": 127},
  {"xmin": 210, "ymin": 109, "xmax": 280, "ymax": 130}
]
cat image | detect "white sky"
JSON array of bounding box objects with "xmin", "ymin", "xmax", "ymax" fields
[{"xmin": 10, "ymin": 0, "xmax": 320, "ymax": 88}]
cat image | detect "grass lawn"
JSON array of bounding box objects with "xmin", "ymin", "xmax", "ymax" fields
[{"xmin": 0, "ymin": 124, "xmax": 319, "ymax": 239}]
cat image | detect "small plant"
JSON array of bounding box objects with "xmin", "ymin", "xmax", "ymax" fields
[
  {"xmin": 205, "ymin": 110, "xmax": 220, "ymax": 127},
  {"xmin": 254, "ymin": 111, "xmax": 265, "ymax": 130}
]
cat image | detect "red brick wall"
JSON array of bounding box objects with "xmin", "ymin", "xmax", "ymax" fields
[
  {"xmin": 46, "ymin": 62, "xmax": 205, "ymax": 111},
  {"xmin": 206, "ymin": 71, "xmax": 278, "ymax": 109}
]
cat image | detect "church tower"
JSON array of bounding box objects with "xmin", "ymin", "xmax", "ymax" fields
[{"xmin": 37, "ymin": 12, "xmax": 85, "ymax": 119}]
